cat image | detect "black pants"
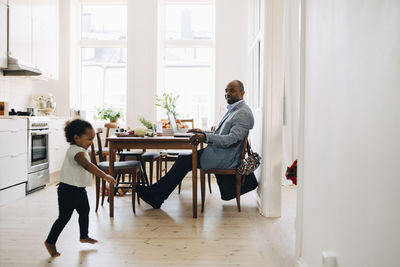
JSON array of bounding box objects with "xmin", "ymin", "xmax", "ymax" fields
[
  {"xmin": 152, "ymin": 150, "xmax": 204, "ymax": 200},
  {"xmin": 152, "ymin": 149, "xmax": 258, "ymax": 201},
  {"xmin": 46, "ymin": 183, "xmax": 90, "ymax": 244}
]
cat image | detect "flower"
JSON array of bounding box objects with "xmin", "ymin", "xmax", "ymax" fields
[
  {"xmin": 94, "ymin": 106, "xmax": 122, "ymax": 121},
  {"xmin": 156, "ymin": 93, "xmax": 179, "ymax": 118}
]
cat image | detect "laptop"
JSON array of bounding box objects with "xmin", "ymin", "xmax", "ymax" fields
[{"xmin": 168, "ymin": 112, "xmax": 193, "ymax": 137}]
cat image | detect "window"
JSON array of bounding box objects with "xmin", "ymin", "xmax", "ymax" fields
[
  {"xmin": 74, "ymin": 2, "xmax": 127, "ymax": 121},
  {"xmin": 158, "ymin": 0, "xmax": 215, "ymax": 129}
]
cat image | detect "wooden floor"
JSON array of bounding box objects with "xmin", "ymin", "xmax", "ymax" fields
[{"xmin": 0, "ymin": 177, "xmax": 296, "ymax": 267}]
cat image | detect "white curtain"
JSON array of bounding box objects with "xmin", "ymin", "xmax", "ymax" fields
[{"xmin": 282, "ymin": 0, "xmax": 301, "ymax": 185}]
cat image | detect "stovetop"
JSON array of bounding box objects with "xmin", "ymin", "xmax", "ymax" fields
[{"xmin": 8, "ymin": 109, "xmax": 33, "ymax": 116}]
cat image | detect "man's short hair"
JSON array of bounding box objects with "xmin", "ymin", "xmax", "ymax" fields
[{"xmin": 233, "ymin": 80, "xmax": 244, "ymax": 91}]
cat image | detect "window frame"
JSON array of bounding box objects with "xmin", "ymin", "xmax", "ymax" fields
[
  {"xmin": 71, "ymin": 0, "xmax": 127, "ymax": 120},
  {"xmin": 157, "ymin": 0, "xmax": 216, "ymax": 127}
]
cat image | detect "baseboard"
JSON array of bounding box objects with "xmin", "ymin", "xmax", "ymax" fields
[{"xmin": 295, "ymin": 258, "xmax": 308, "ymax": 267}]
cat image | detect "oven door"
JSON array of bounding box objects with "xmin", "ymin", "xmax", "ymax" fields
[{"xmin": 28, "ymin": 129, "xmax": 50, "ymax": 173}]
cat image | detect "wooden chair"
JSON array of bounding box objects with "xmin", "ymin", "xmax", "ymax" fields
[
  {"xmin": 160, "ymin": 118, "xmax": 212, "ymax": 193},
  {"xmin": 104, "ymin": 122, "xmax": 118, "ymax": 147},
  {"xmin": 119, "ymin": 150, "xmax": 161, "ymax": 185},
  {"xmin": 200, "ymin": 133, "xmax": 249, "ymax": 212},
  {"xmin": 88, "ymin": 122, "xmax": 116, "ymax": 159},
  {"xmin": 90, "ymin": 128, "xmax": 142, "ymax": 214}
]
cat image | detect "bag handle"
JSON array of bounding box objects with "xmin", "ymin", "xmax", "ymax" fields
[{"xmin": 246, "ymin": 139, "xmax": 255, "ymax": 156}]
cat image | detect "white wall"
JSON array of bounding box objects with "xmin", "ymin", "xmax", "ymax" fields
[
  {"xmin": 297, "ymin": 1, "xmax": 400, "ymax": 266},
  {"xmin": 0, "ymin": 76, "xmax": 32, "ymax": 111},
  {"xmin": 214, "ymin": 0, "xmax": 248, "ymax": 122},
  {"xmin": 126, "ymin": 0, "xmax": 158, "ymax": 128}
]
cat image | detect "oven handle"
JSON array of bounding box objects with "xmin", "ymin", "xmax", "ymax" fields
[{"xmin": 30, "ymin": 130, "xmax": 51, "ymax": 136}]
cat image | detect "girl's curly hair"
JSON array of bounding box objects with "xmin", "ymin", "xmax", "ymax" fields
[{"xmin": 64, "ymin": 119, "xmax": 93, "ymax": 145}]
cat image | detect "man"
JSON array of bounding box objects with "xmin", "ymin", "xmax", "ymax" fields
[{"xmin": 136, "ymin": 80, "xmax": 255, "ymax": 208}]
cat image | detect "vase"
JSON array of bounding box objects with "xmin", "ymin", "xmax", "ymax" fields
[{"xmin": 110, "ymin": 118, "xmax": 118, "ymax": 123}]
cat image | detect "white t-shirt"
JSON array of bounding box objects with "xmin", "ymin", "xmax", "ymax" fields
[{"xmin": 59, "ymin": 144, "xmax": 92, "ymax": 187}]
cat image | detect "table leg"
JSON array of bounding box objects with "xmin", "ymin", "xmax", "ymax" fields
[
  {"xmin": 109, "ymin": 146, "xmax": 115, "ymax": 217},
  {"xmin": 192, "ymin": 146, "xmax": 198, "ymax": 218}
]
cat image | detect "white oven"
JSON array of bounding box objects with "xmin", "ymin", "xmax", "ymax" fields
[{"xmin": 27, "ymin": 117, "xmax": 50, "ymax": 193}]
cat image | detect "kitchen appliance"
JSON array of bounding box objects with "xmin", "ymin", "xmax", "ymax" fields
[
  {"xmin": 33, "ymin": 94, "xmax": 56, "ymax": 115},
  {"xmin": 27, "ymin": 117, "xmax": 50, "ymax": 193}
]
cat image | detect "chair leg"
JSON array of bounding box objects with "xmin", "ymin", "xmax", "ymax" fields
[
  {"xmin": 149, "ymin": 160, "xmax": 153, "ymax": 185},
  {"xmin": 101, "ymin": 179, "xmax": 106, "ymax": 206},
  {"xmin": 95, "ymin": 176, "xmax": 100, "ymax": 212},
  {"xmin": 164, "ymin": 157, "xmax": 168, "ymax": 175},
  {"xmin": 178, "ymin": 182, "xmax": 182, "ymax": 194},
  {"xmin": 207, "ymin": 173, "xmax": 212, "ymax": 194},
  {"xmin": 137, "ymin": 171, "xmax": 141, "ymax": 205},
  {"xmin": 235, "ymin": 172, "xmax": 241, "ymax": 212},
  {"xmin": 131, "ymin": 170, "xmax": 137, "ymax": 214},
  {"xmin": 200, "ymin": 170, "xmax": 206, "ymax": 213},
  {"xmin": 156, "ymin": 158, "xmax": 160, "ymax": 181}
]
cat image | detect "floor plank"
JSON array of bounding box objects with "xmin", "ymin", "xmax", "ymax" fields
[{"xmin": 0, "ymin": 177, "xmax": 296, "ymax": 267}]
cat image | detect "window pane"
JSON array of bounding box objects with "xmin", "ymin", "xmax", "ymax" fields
[
  {"xmin": 165, "ymin": 4, "xmax": 212, "ymax": 40},
  {"xmin": 81, "ymin": 5, "xmax": 126, "ymax": 40},
  {"xmin": 160, "ymin": 67, "xmax": 214, "ymax": 129},
  {"xmin": 165, "ymin": 48, "xmax": 212, "ymax": 66},
  {"xmin": 81, "ymin": 48, "xmax": 127, "ymax": 120}
]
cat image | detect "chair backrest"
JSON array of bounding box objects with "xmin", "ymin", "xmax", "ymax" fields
[
  {"xmin": 89, "ymin": 142, "xmax": 98, "ymax": 166},
  {"xmin": 240, "ymin": 133, "xmax": 249, "ymax": 160},
  {"xmin": 95, "ymin": 128, "xmax": 106, "ymax": 162},
  {"xmin": 181, "ymin": 118, "xmax": 194, "ymax": 129},
  {"xmin": 104, "ymin": 122, "xmax": 118, "ymax": 147}
]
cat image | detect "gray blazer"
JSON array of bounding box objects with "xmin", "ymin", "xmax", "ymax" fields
[{"xmin": 200, "ymin": 100, "xmax": 254, "ymax": 170}]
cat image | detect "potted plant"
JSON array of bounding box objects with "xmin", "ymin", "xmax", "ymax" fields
[
  {"xmin": 156, "ymin": 93, "xmax": 179, "ymax": 118},
  {"xmin": 94, "ymin": 106, "xmax": 122, "ymax": 122}
]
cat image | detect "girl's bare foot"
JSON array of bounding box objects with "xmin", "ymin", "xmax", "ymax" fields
[
  {"xmin": 44, "ymin": 241, "xmax": 60, "ymax": 257},
  {"xmin": 80, "ymin": 237, "xmax": 98, "ymax": 244}
]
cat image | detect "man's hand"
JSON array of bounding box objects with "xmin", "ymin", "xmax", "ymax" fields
[
  {"xmin": 189, "ymin": 133, "xmax": 206, "ymax": 146},
  {"xmin": 187, "ymin": 128, "xmax": 203, "ymax": 134}
]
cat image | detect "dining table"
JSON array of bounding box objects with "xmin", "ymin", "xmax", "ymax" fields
[{"xmin": 106, "ymin": 135, "xmax": 200, "ymax": 218}]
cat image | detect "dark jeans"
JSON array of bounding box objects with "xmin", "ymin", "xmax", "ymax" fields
[
  {"xmin": 152, "ymin": 149, "xmax": 204, "ymax": 200},
  {"xmin": 46, "ymin": 183, "xmax": 90, "ymax": 244}
]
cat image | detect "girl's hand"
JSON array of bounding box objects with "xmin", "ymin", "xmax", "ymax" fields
[{"xmin": 104, "ymin": 175, "xmax": 117, "ymax": 185}]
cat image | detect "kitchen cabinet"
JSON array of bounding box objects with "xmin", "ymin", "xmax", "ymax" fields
[
  {"xmin": 8, "ymin": 0, "xmax": 31, "ymax": 64},
  {"xmin": 0, "ymin": 1, "xmax": 7, "ymax": 68},
  {"xmin": 49, "ymin": 118, "xmax": 68, "ymax": 174},
  {"xmin": 8, "ymin": 0, "xmax": 59, "ymax": 79},
  {"xmin": 0, "ymin": 118, "xmax": 27, "ymax": 206},
  {"xmin": 31, "ymin": 0, "xmax": 58, "ymax": 79}
]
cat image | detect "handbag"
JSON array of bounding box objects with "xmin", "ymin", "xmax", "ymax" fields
[{"xmin": 237, "ymin": 141, "xmax": 261, "ymax": 176}]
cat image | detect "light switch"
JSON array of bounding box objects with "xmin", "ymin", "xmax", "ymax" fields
[{"xmin": 322, "ymin": 251, "xmax": 337, "ymax": 267}]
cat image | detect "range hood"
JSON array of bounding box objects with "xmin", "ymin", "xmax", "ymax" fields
[{"xmin": 2, "ymin": 56, "xmax": 42, "ymax": 76}]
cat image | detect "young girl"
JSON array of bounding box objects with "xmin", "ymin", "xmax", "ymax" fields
[{"xmin": 44, "ymin": 119, "xmax": 116, "ymax": 257}]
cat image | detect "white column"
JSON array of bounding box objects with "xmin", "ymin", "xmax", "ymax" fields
[
  {"xmin": 126, "ymin": 0, "xmax": 158, "ymax": 128},
  {"xmin": 258, "ymin": 0, "xmax": 285, "ymax": 217}
]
